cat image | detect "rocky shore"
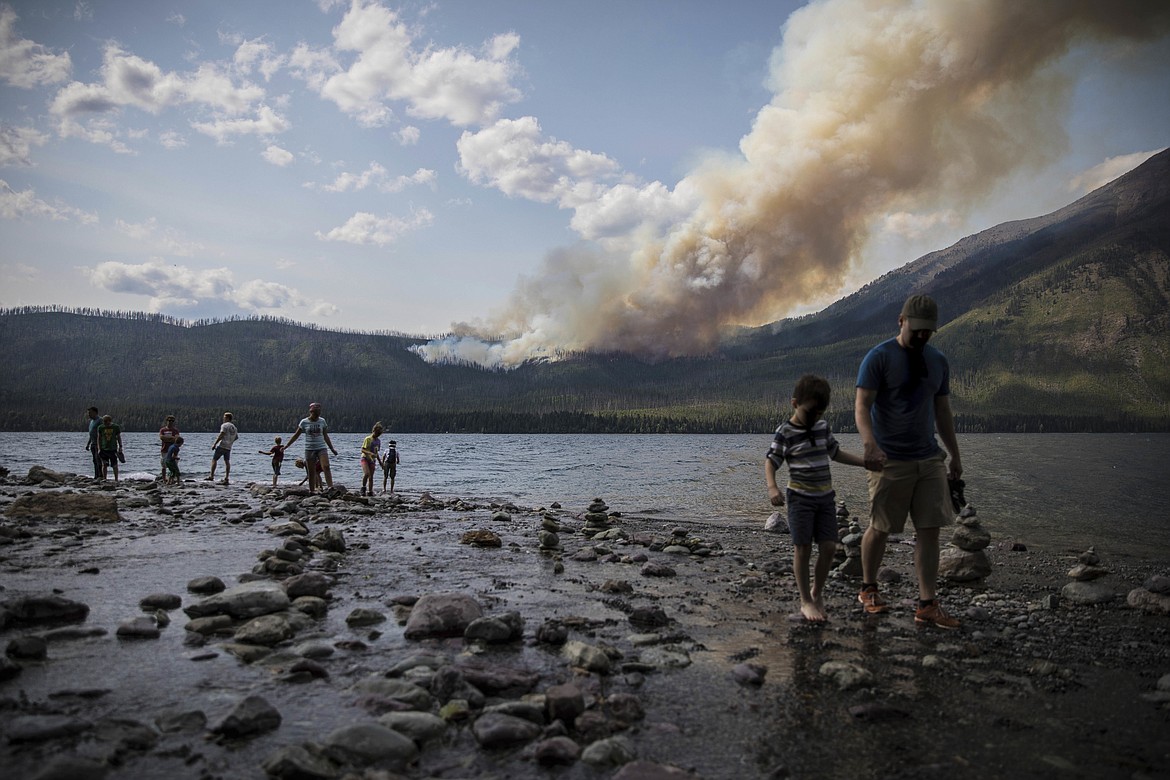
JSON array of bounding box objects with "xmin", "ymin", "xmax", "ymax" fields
[{"xmin": 0, "ymin": 466, "xmax": 1168, "ymax": 780}]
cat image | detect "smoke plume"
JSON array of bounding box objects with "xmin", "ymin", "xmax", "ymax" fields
[{"xmin": 414, "ymin": 0, "xmax": 1170, "ymax": 368}]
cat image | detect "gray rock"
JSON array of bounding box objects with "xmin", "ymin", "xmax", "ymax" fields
[
  {"xmin": 403, "ymin": 593, "xmax": 482, "ymax": 639},
  {"xmin": 234, "ymin": 614, "xmax": 293, "ymax": 646},
  {"xmin": 581, "ymin": 734, "xmax": 637, "ymax": 767},
  {"xmin": 7, "ymin": 635, "xmax": 48, "ymax": 659},
  {"xmin": 563, "ymin": 639, "xmax": 612, "ymax": 673},
  {"xmin": 353, "ymin": 676, "xmax": 434, "ymax": 710},
  {"xmin": 7, "ymin": 491, "xmax": 120, "ymax": 522},
  {"xmin": 187, "ymin": 576, "xmax": 225, "ymax": 594},
  {"xmin": 1145, "ymin": 575, "xmax": 1170, "ymax": 594},
  {"xmin": 819, "ymin": 660, "xmax": 873, "ymax": 690},
  {"xmin": 732, "ymin": 662, "xmax": 767, "ymax": 686},
  {"xmin": 292, "ymin": 596, "xmax": 328, "ymax": 618},
  {"xmin": 209, "ymin": 695, "xmax": 282, "ymax": 738},
  {"xmin": 465, "ymin": 615, "xmax": 515, "ymax": 643},
  {"xmin": 1068, "ymin": 564, "xmax": 1109, "ymax": 581},
  {"xmin": 284, "ymin": 571, "xmax": 331, "ymax": 599},
  {"xmin": 311, "ymin": 527, "xmax": 346, "ymax": 552},
  {"xmin": 0, "ymin": 594, "xmax": 90, "ymax": 626},
  {"xmin": 323, "ymin": 722, "xmax": 418, "ymax": 767},
  {"xmin": 139, "ymin": 593, "xmax": 182, "ymax": 610},
  {"xmin": 939, "ymin": 547, "xmax": 992, "ymax": 582},
  {"xmin": 1127, "ymin": 587, "xmax": 1170, "ymax": 615},
  {"xmin": 154, "ymin": 708, "xmax": 207, "ymax": 733},
  {"xmin": 484, "ymin": 700, "xmax": 546, "ymax": 724},
  {"xmin": 184, "ymin": 614, "xmax": 233, "ymax": 635},
  {"xmin": 7, "ymin": 714, "xmax": 91, "ymax": 742},
  {"xmin": 545, "ymin": 682, "xmax": 586, "ymax": 724},
  {"xmin": 951, "ymin": 523, "xmax": 991, "ymax": 551},
  {"xmin": 430, "ymin": 666, "xmax": 486, "ymax": 708},
  {"xmin": 116, "ymin": 616, "xmax": 160, "ymax": 639},
  {"xmin": 1061, "ymin": 580, "xmax": 1115, "ymax": 605},
  {"xmin": 261, "ymin": 744, "xmax": 338, "ymax": 780},
  {"xmin": 640, "ymin": 562, "xmax": 676, "ymax": 577},
  {"xmin": 471, "ymin": 712, "xmax": 541, "ymax": 748},
  {"xmin": 606, "ymin": 692, "xmax": 645, "ymax": 722},
  {"xmin": 377, "ymin": 711, "xmax": 449, "ymax": 743},
  {"xmin": 345, "ymin": 608, "xmax": 386, "ymax": 627},
  {"xmin": 184, "ymin": 581, "xmax": 290, "ymax": 620},
  {"xmin": 534, "ymin": 735, "xmax": 581, "ymax": 765}
]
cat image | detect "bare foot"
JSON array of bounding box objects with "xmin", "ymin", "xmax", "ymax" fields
[{"xmin": 800, "ymin": 601, "xmax": 828, "ymax": 623}]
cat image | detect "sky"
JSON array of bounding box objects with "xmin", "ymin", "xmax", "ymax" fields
[{"xmin": 2, "ymin": 0, "xmax": 1168, "ymax": 367}]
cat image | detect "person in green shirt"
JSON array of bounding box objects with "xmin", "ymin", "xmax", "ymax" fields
[{"xmin": 96, "ymin": 414, "xmax": 124, "ymax": 481}]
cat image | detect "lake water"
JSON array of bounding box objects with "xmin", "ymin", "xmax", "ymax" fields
[{"xmin": 1, "ymin": 431, "xmax": 1167, "ymax": 562}]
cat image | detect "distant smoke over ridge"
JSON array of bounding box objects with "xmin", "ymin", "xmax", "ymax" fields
[{"xmin": 414, "ymin": 0, "xmax": 1170, "ymax": 368}]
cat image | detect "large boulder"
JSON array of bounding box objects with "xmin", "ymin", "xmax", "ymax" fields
[
  {"xmin": 184, "ymin": 581, "xmax": 290, "ymax": 620},
  {"xmin": 938, "ymin": 547, "xmax": 992, "ymax": 582},
  {"xmin": 6, "ymin": 492, "xmax": 120, "ymax": 523},
  {"xmin": 403, "ymin": 593, "xmax": 482, "ymax": 639}
]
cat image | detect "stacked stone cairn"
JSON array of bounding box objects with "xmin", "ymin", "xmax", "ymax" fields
[
  {"xmin": 538, "ymin": 512, "xmax": 562, "ymax": 551},
  {"xmin": 939, "ymin": 503, "xmax": 993, "ymax": 583},
  {"xmin": 834, "ymin": 502, "xmax": 864, "ymax": 578},
  {"xmin": 581, "ymin": 498, "xmax": 624, "ymax": 542},
  {"xmin": 1060, "ymin": 546, "xmax": 1115, "ymax": 606}
]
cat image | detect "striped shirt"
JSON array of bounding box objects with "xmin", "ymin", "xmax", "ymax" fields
[{"xmin": 767, "ymin": 419, "xmax": 840, "ymax": 498}]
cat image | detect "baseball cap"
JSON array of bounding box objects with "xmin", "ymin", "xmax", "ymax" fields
[{"xmin": 901, "ymin": 294, "xmax": 938, "ymax": 331}]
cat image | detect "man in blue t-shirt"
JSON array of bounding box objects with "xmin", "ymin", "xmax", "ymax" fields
[{"xmin": 855, "ymin": 294, "xmax": 964, "ymax": 629}]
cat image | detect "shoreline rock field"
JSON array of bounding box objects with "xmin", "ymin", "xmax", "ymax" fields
[{"xmin": 0, "ymin": 467, "xmax": 1167, "ymax": 779}]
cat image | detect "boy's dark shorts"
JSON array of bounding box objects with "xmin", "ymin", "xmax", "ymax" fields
[
  {"xmin": 785, "ymin": 490, "xmax": 838, "ymax": 547},
  {"xmin": 212, "ymin": 447, "xmax": 232, "ymax": 463},
  {"xmin": 384, "ymin": 463, "xmax": 396, "ymax": 477},
  {"xmin": 99, "ymin": 450, "xmax": 118, "ymax": 464},
  {"xmin": 272, "ymin": 463, "xmax": 282, "ymax": 475}
]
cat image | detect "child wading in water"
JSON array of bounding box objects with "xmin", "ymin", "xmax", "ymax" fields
[
  {"xmin": 765, "ymin": 374, "xmax": 876, "ymax": 622},
  {"xmin": 259, "ymin": 437, "xmax": 285, "ymax": 486},
  {"xmin": 382, "ymin": 439, "xmax": 400, "ymax": 495},
  {"xmin": 163, "ymin": 436, "xmax": 184, "ymax": 484},
  {"xmin": 360, "ymin": 423, "xmax": 383, "ymax": 496}
]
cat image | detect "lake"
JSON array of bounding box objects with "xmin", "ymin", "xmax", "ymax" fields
[{"xmin": 1, "ymin": 431, "xmax": 1167, "ymax": 562}]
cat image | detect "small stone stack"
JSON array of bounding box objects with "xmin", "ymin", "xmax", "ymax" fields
[
  {"xmin": 835, "ymin": 512, "xmax": 864, "ymax": 578},
  {"xmin": 939, "ymin": 504, "xmax": 993, "ymax": 583},
  {"xmin": 1060, "ymin": 546, "xmax": 1115, "ymax": 605},
  {"xmin": 538, "ymin": 513, "xmax": 561, "ymax": 551},
  {"xmin": 581, "ymin": 498, "xmax": 613, "ymax": 538}
]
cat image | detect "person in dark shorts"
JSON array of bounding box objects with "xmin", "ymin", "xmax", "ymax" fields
[
  {"xmin": 85, "ymin": 406, "xmax": 101, "ymax": 478},
  {"xmin": 259, "ymin": 436, "xmax": 285, "ymax": 486},
  {"xmin": 163, "ymin": 436, "xmax": 184, "ymax": 484},
  {"xmin": 206, "ymin": 412, "xmax": 238, "ymax": 485},
  {"xmin": 765, "ymin": 375, "xmax": 871, "ymax": 622},
  {"xmin": 95, "ymin": 414, "xmax": 124, "ymax": 482},
  {"xmin": 381, "ymin": 439, "xmax": 400, "ymax": 495}
]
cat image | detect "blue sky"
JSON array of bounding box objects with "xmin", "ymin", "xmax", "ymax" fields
[{"xmin": 2, "ymin": 0, "xmax": 1168, "ymax": 365}]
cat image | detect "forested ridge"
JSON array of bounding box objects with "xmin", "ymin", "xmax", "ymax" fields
[{"xmin": 4, "ymin": 150, "xmax": 1169, "ymax": 434}]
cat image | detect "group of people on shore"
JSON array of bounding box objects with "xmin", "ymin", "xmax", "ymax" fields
[
  {"xmin": 83, "ymin": 403, "xmax": 400, "ymax": 495},
  {"xmin": 84, "ymin": 293, "xmax": 963, "ymax": 629}
]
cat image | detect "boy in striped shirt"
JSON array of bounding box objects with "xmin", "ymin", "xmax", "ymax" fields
[{"xmin": 765, "ymin": 374, "xmax": 873, "ymax": 622}]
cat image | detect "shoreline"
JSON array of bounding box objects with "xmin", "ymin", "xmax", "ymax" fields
[{"xmin": 1, "ymin": 469, "xmax": 1168, "ymax": 779}]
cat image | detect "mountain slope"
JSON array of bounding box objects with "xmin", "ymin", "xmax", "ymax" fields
[{"xmin": 4, "ymin": 150, "xmax": 1169, "ymax": 433}]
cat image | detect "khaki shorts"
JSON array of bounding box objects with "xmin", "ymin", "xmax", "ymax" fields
[{"xmin": 866, "ymin": 451, "xmax": 951, "ymax": 533}]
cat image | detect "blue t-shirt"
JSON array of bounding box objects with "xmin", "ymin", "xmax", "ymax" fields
[{"xmin": 856, "ymin": 337, "xmax": 950, "ymax": 460}]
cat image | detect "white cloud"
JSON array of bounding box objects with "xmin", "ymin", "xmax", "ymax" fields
[
  {"xmin": 311, "ymin": 301, "xmax": 340, "ymax": 317},
  {"xmin": 233, "ymin": 38, "xmax": 285, "ymax": 82},
  {"xmin": 316, "ymin": 208, "xmax": 434, "ymax": 246},
  {"xmin": 292, "ymin": 0, "xmax": 522, "ymax": 127},
  {"xmin": 457, "ymin": 117, "xmax": 622, "ymax": 204},
  {"xmin": 48, "ymin": 42, "xmax": 278, "ymax": 149},
  {"xmin": 167, "ymin": 12, "xmax": 186, "ymax": 27},
  {"xmin": 84, "ymin": 258, "xmax": 328, "ymax": 313},
  {"xmin": 0, "ymin": 179, "xmax": 98, "ymax": 223},
  {"xmin": 397, "ymin": 125, "xmax": 420, "ymax": 145},
  {"xmin": 262, "ymin": 144, "xmax": 295, "ymax": 166},
  {"xmin": 455, "ymin": 116, "xmax": 694, "ymax": 244},
  {"xmin": 159, "ymin": 130, "xmax": 187, "ymax": 149},
  {"xmin": 73, "ymin": 3, "xmax": 93, "ymax": 23},
  {"xmin": 191, "ymin": 104, "xmax": 290, "ymax": 143},
  {"xmin": 314, "ymin": 161, "xmax": 435, "ymax": 193},
  {"xmin": 1068, "ymin": 149, "xmax": 1165, "ymax": 195},
  {"xmin": 0, "ymin": 124, "xmax": 48, "ymax": 166},
  {"xmin": 0, "ymin": 7, "xmax": 72, "ymax": 88},
  {"xmin": 114, "ymin": 217, "xmax": 203, "ymax": 256}
]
